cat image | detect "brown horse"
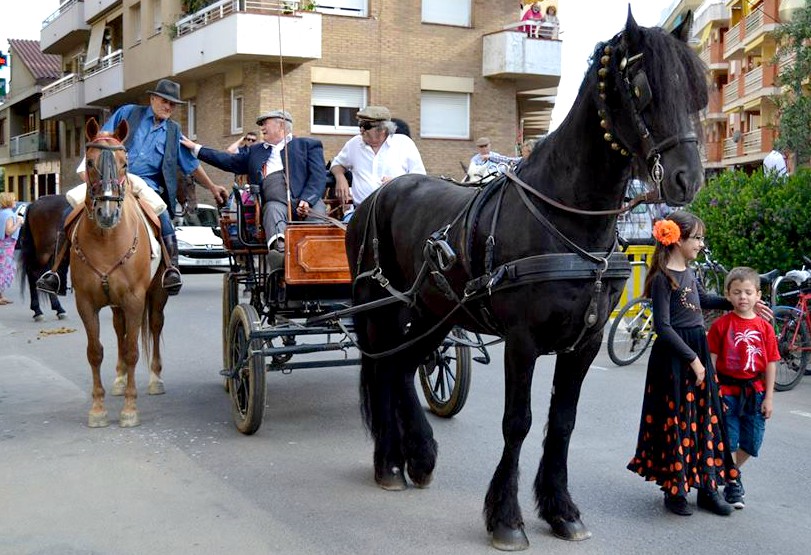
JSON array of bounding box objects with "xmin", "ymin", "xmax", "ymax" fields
[{"xmin": 72, "ymin": 118, "xmax": 168, "ymax": 427}]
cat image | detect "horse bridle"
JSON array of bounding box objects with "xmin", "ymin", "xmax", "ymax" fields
[
  {"xmin": 85, "ymin": 138, "xmax": 128, "ymax": 218},
  {"xmin": 595, "ymin": 40, "xmax": 698, "ymax": 190}
]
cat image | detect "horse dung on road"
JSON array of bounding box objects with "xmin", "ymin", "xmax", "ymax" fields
[{"xmin": 346, "ymin": 9, "xmax": 708, "ymax": 551}]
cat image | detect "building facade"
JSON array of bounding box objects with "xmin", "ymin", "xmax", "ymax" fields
[{"xmin": 3, "ymin": 0, "xmax": 562, "ymax": 201}]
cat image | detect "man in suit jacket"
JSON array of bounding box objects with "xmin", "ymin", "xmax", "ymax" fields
[{"xmin": 182, "ymin": 110, "xmax": 326, "ymax": 253}]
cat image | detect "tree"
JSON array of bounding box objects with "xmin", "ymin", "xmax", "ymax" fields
[{"xmin": 773, "ymin": 2, "xmax": 811, "ymax": 167}]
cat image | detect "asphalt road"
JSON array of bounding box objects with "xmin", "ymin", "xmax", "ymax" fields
[{"xmin": 1, "ymin": 270, "xmax": 810, "ymax": 555}]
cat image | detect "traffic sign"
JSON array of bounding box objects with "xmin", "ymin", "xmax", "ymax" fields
[{"xmin": 0, "ymin": 51, "xmax": 7, "ymax": 68}]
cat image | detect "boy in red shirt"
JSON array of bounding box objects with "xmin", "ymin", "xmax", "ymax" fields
[{"xmin": 708, "ymin": 267, "xmax": 779, "ymax": 510}]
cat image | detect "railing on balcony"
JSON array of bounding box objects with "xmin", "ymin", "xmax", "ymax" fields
[
  {"xmin": 723, "ymin": 79, "xmax": 738, "ymax": 105},
  {"xmin": 85, "ymin": 49, "xmax": 123, "ymax": 78},
  {"xmin": 501, "ymin": 20, "xmax": 559, "ymax": 40},
  {"xmin": 778, "ymin": 50, "xmax": 797, "ymax": 77},
  {"xmin": 42, "ymin": 73, "xmax": 80, "ymax": 98},
  {"xmin": 9, "ymin": 130, "xmax": 58, "ymax": 157},
  {"xmin": 699, "ymin": 47, "xmax": 710, "ymax": 66},
  {"xmin": 723, "ymin": 137, "xmax": 738, "ymax": 158},
  {"xmin": 744, "ymin": 9, "xmax": 765, "ymax": 37},
  {"xmin": 744, "ymin": 65, "xmax": 764, "ymax": 96},
  {"xmin": 723, "ymin": 23, "xmax": 742, "ymax": 57},
  {"xmin": 176, "ymin": 0, "xmax": 309, "ymax": 37},
  {"xmin": 742, "ymin": 129, "xmax": 762, "ymax": 155},
  {"xmin": 41, "ymin": 0, "xmax": 79, "ymax": 29}
]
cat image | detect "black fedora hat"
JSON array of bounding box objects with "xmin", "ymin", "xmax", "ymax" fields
[{"xmin": 147, "ymin": 79, "xmax": 184, "ymax": 104}]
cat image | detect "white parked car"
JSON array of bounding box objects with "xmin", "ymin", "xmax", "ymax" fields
[{"xmin": 174, "ymin": 204, "xmax": 230, "ymax": 268}]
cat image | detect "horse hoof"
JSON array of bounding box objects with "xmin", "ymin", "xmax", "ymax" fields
[
  {"xmin": 57, "ymin": 312, "xmax": 67, "ymax": 320},
  {"xmin": 88, "ymin": 412, "xmax": 109, "ymax": 428},
  {"xmin": 148, "ymin": 381, "xmax": 165, "ymax": 395},
  {"xmin": 34, "ymin": 314, "xmax": 44, "ymax": 322},
  {"xmin": 411, "ymin": 471, "xmax": 433, "ymax": 489},
  {"xmin": 111, "ymin": 381, "xmax": 126, "ymax": 396},
  {"xmin": 375, "ymin": 467, "xmax": 407, "ymax": 491},
  {"xmin": 491, "ymin": 523, "xmax": 530, "ymax": 551},
  {"xmin": 119, "ymin": 411, "xmax": 140, "ymax": 428},
  {"xmin": 549, "ymin": 517, "xmax": 592, "ymax": 541}
]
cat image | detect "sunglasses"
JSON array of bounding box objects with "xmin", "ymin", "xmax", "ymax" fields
[
  {"xmin": 359, "ymin": 121, "xmax": 379, "ymax": 131},
  {"xmin": 244, "ymin": 137, "xmax": 256, "ymax": 143}
]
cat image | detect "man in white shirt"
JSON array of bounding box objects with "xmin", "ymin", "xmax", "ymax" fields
[
  {"xmin": 763, "ymin": 149, "xmax": 788, "ymax": 177},
  {"xmin": 331, "ymin": 106, "xmax": 426, "ymax": 214}
]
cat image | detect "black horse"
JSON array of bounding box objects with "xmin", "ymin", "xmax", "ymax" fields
[
  {"xmin": 19, "ymin": 195, "xmax": 70, "ymax": 321},
  {"xmin": 345, "ymin": 10, "xmax": 707, "ymax": 551}
]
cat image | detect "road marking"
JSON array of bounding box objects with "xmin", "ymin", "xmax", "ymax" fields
[
  {"xmin": 790, "ymin": 410, "xmax": 811, "ymax": 419},
  {"xmin": 591, "ymin": 365, "xmax": 609, "ymax": 371}
]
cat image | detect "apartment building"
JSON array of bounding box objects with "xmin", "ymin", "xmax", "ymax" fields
[
  {"xmin": 4, "ymin": 0, "xmax": 561, "ymax": 201},
  {"xmin": 0, "ymin": 40, "xmax": 62, "ymax": 201},
  {"xmin": 685, "ymin": 0, "xmax": 804, "ymax": 174}
]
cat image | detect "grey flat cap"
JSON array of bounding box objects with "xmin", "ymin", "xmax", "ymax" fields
[
  {"xmin": 147, "ymin": 79, "xmax": 184, "ymax": 104},
  {"xmin": 256, "ymin": 110, "xmax": 293, "ymax": 125},
  {"xmin": 475, "ymin": 137, "xmax": 491, "ymax": 147},
  {"xmin": 356, "ymin": 106, "xmax": 391, "ymax": 121}
]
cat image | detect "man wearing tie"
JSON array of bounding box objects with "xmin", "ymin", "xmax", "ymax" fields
[{"xmin": 182, "ymin": 110, "xmax": 326, "ymax": 254}]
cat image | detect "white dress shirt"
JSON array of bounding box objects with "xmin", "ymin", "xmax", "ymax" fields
[{"xmin": 332, "ymin": 133, "xmax": 426, "ymax": 205}]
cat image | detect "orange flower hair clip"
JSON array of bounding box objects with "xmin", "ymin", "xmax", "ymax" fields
[{"xmin": 653, "ymin": 220, "xmax": 681, "ymax": 246}]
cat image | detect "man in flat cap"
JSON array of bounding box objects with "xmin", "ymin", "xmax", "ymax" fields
[
  {"xmin": 331, "ymin": 106, "xmax": 425, "ymax": 215},
  {"xmin": 467, "ymin": 137, "xmax": 503, "ymax": 184},
  {"xmin": 182, "ymin": 109, "xmax": 326, "ymax": 255},
  {"xmin": 38, "ymin": 78, "xmax": 228, "ymax": 297}
]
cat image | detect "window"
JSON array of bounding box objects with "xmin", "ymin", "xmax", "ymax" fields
[
  {"xmin": 311, "ymin": 84, "xmax": 366, "ymax": 134},
  {"xmin": 422, "ymin": 0, "xmax": 471, "ymax": 27},
  {"xmin": 420, "ymin": 91, "xmax": 469, "ymax": 139},
  {"xmin": 188, "ymin": 101, "xmax": 197, "ymax": 140},
  {"xmin": 0, "ymin": 118, "xmax": 5, "ymax": 146},
  {"xmin": 131, "ymin": 3, "xmax": 142, "ymax": 44},
  {"xmin": 152, "ymin": 0, "xmax": 162, "ymax": 33},
  {"xmin": 231, "ymin": 88, "xmax": 244, "ymax": 135},
  {"xmin": 316, "ymin": 0, "xmax": 367, "ymax": 17}
]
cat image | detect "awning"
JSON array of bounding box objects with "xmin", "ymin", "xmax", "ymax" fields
[{"xmin": 83, "ymin": 22, "xmax": 105, "ymax": 71}]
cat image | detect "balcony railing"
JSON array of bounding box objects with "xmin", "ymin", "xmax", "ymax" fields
[
  {"xmin": 744, "ymin": 9, "xmax": 765, "ymax": 36},
  {"xmin": 85, "ymin": 49, "xmax": 123, "ymax": 79},
  {"xmin": 42, "ymin": 73, "xmax": 80, "ymax": 97},
  {"xmin": 501, "ymin": 20, "xmax": 559, "ymax": 40},
  {"xmin": 742, "ymin": 129, "xmax": 762, "ymax": 155},
  {"xmin": 723, "ymin": 22, "xmax": 743, "ymax": 58},
  {"xmin": 176, "ymin": 0, "xmax": 307, "ymax": 37},
  {"xmin": 723, "ymin": 79, "xmax": 737, "ymax": 105},
  {"xmin": 9, "ymin": 130, "xmax": 58, "ymax": 157},
  {"xmin": 743, "ymin": 65, "xmax": 764, "ymax": 96},
  {"xmin": 482, "ymin": 26, "xmax": 561, "ymax": 88},
  {"xmin": 723, "ymin": 137, "xmax": 738, "ymax": 158},
  {"xmin": 699, "ymin": 47, "xmax": 710, "ymax": 66}
]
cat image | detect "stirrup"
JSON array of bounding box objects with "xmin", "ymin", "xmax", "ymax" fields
[
  {"xmin": 161, "ymin": 267, "xmax": 183, "ymax": 296},
  {"xmin": 36, "ymin": 271, "xmax": 61, "ymax": 295}
]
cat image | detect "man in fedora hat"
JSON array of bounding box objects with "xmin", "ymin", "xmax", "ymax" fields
[
  {"xmin": 331, "ymin": 106, "xmax": 425, "ymax": 214},
  {"xmin": 182, "ymin": 109, "xmax": 326, "ymax": 257},
  {"xmin": 37, "ymin": 78, "xmax": 229, "ymax": 297}
]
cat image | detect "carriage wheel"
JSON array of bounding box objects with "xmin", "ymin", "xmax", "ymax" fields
[
  {"xmin": 226, "ymin": 303, "xmax": 267, "ymax": 434},
  {"xmin": 222, "ymin": 272, "xmax": 239, "ymax": 390},
  {"xmin": 418, "ymin": 327, "xmax": 472, "ymax": 418}
]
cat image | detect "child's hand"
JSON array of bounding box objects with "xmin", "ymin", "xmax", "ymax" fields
[
  {"xmin": 690, "ymin": 359, "xmax": 706, "ymax": 385},
  {"xmin": 761, "ymin": 396, "xmax": 773, "ymax": 419}
]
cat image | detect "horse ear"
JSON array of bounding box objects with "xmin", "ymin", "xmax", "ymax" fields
[
  {"xmin": 114, "ymin": 119, "xmax": 129, "ymax": 144},
  {"xmin": 86, "ymin": 118, "xmax": 99, "ymax": 141},
  {"xmin": 623, "ymin": 5, "xmax": 642, "ymax": 51},
  {"xmin": 672, "ymin": 10, "xmax": 693, "ymax": 43}
]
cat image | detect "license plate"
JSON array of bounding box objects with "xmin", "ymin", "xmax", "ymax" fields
[{"xmin": 187, "ymin": 257, "xmax": 227, "ymax": 266}]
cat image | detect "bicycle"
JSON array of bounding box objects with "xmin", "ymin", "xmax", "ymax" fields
[
  {"xmin": 607, "ymin": 296, "xmax": 654, "ymax": 366},
  {"xmin": 771, "ymin": 255, "xmax": 811, "ymax": 391}
]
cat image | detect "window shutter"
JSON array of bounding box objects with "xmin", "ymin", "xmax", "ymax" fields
[
  {"xmin": 422, "ymin": 0, "xmax": 471, "ymax": 26},
  {"xmin": 421, "ymin": 91, "xmax": 469, "ymax": 139}
]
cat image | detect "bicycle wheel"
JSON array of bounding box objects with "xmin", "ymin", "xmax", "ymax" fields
[
  {"xmin": 773, "ymin": 306, "xmax": 810, "ymax": 392},
  {"xmin": 607, "ymin": 297, "xmax": 655, "ymax": 366}
]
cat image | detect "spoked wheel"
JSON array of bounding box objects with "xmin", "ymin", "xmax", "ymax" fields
[
  {"xmin": 607, "ymin": 297, "xmax": 655, "ymax": 366},
  {"xmin": 418, "ymin": 327, "xmax": 472, "ymax": 418},
  {"xmin": 773, "ymin": 306, "xmax": 810, "ymax": 392},
  {"xmin": 226, "ymin": 303, "xmax": 267, "ymax": 434},
  {"xmin": 222, "ymin": 272, "xmax": 239, "ymax": 390}
]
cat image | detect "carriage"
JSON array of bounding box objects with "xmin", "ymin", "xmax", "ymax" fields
[{"xmin": 218, "ymin": 184, "xmax": 491, "ymax": 434}]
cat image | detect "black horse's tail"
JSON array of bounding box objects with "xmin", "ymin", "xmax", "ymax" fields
[{"xmin": 17, "ymin": 214, "xmax": 34, "ymax": 298}]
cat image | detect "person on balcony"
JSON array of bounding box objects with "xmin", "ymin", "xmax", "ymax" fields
[{"xmin": 520, "ymin": 2, "xmax": 545, "ymax": 37}]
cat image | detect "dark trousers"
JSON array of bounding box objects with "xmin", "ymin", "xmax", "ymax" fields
[{"xmin": 261, "ymin": 171, "xmax": 325, "ymax": 245}]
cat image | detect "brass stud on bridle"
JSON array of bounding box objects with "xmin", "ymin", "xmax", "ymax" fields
[{"xmin": 596, "ymin": 41, "xmax": 631, "ymax": 158}]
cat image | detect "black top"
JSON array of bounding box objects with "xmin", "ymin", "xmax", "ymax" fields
[{"xmin": 651, "ymin": 268, "xmax": 730, "ymax": 362}]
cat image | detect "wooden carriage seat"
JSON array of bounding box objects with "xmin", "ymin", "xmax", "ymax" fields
[{"xmin": 284, "ymin": 223, "xmax": 351, "ymax": 285}]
